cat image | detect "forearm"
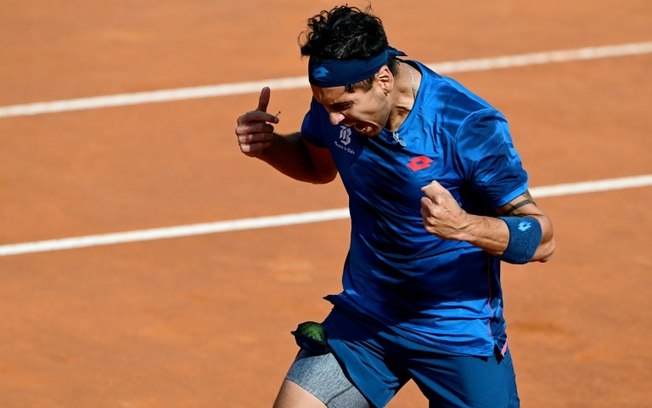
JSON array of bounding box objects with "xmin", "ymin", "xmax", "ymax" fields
[
  {"xmin": 457, "ymin": 213, "xmax": 555, "ymax": 263},
  {"xmin": 257, "ymin": 133, "xmax": 335, "ymax": 184},
  {"xmin": 454, "ymin": 214, "xmax": 508, "ymax": 256},
  {"xmin": 420, "ymin": 182, "xmax": 555, "ymax": 263},
  {"xmin": 235, "ymin": 87, "xmax": 334, "ymax": 184}
]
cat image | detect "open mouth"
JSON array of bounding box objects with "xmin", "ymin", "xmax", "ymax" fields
[{"xmin": 352, "ymin": 123, "xmax": 369, "ymax": 133}]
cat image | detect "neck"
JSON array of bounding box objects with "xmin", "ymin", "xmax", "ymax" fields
[{"xmin": 385, "ymin": 61, "xmax": 420, "ymax": 133}]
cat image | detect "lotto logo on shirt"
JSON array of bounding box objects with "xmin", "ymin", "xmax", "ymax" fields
[{"xmin": 407, "ymin": 155, "xmax": 433, "ymax": 172}]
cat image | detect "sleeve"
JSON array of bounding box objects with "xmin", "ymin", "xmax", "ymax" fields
[
  {"xmin": 455, "ymin": 108, "xmax": 529, "ymax": 208},
  {"xmin": 300, "ymin": 98, "xmax": 329, "ymax": 148}
]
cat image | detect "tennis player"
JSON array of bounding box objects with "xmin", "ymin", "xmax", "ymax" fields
[{"xmin": 234, "ymin": 5, "xmax": 555, "ymax": 408}]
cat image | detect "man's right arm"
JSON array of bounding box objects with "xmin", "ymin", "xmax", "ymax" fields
[
  {"xmin": 234, "ymin": 87, "xmax": 337, "ymax": 184},
  {"xmin": 257, "ymin": 133, "xmax": 337, "ymax": 184}
]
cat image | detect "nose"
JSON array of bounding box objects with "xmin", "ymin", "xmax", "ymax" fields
[{"xmin": 328, "ymin": 112, "xmax": 345, "ymax": 125}]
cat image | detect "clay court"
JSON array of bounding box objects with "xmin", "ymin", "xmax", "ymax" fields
[{"xmin": 1, "ymin": 1, "xmax": 651, "ymax": 406}]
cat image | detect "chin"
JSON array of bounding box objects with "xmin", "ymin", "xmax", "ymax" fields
[{"xmin": 367, "ymin": 127, "xmax": 383, "ymax": 137}]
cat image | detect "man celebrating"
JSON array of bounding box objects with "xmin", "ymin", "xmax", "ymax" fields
[{"xmin": 235, "ymin": 5, "xmax": 554, "ymax": 408}]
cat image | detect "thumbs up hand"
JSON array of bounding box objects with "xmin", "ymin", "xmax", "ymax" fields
[{"xmin": 234, "ymin": 87, "xmax": 279, "ymax": 157}]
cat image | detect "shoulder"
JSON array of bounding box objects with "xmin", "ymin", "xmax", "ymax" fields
[
  {"xmin": 301, "ymin": 98, "xmax": 331, "ymax": 147},
  {"xmin": 414, "ymin": 61, "xmax": 503, "ymax": 132},
  {"xmin": 419, "ymin": 62, "xmax": 492, "ymax": 107}
]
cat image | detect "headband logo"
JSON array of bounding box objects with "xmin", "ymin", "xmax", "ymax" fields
[{"xmin": 313, "ymin": 66, "xmax": 330, "ymax": 80}]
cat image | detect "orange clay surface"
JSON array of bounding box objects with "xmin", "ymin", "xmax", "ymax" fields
[{"xmin": 1, "ymin": 1, "xmax": 651, "ymax": 406}]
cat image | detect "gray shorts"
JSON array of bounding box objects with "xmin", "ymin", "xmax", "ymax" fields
[{"xmin": 285, "ymin": 350, "xmax": 370, "ymax": 408}]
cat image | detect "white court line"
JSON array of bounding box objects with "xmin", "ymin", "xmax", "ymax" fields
[
  {"xmin": 1, "ymin": 174, "xmax": 651, "ymax": 257},
  {"xmin": 1, "ymin": 41, "xmax": 651, "ymax": 118}
]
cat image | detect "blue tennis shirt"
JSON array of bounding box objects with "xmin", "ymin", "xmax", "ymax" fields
[{"xmin": 301, "ymin": 61, "xmax": 529, "ymax": 356}]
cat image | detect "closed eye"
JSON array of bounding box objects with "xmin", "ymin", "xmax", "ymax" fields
[{"xmin": 328, "ymin": 102, "xmax": 353, "ymax": 112}]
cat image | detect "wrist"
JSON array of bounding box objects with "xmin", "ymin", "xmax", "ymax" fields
[{"xmin": 498, "ymin": 216, "xmax": 543, "ymax": 264}]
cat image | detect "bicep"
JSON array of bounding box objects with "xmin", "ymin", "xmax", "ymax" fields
[
  {"xmin": 498, "ymin": 191, "xmax": 540, "ymax": 216},
  {"xmin": 497, "ymin": 191, "xmax": 549, "ymax": 227}
]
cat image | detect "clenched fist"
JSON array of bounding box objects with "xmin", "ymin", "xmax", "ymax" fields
[{"xmin": 420, "ymin": 180, "xmax": 470, "ymax": 240}]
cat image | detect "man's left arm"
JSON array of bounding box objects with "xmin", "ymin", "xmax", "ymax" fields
[{"xmin": 420, "ymin": 181, "xmax": 555, "ymax": 263}]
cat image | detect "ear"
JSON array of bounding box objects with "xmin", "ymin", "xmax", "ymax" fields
[{"xmin": 376, "ymin": 66, "xmax": 394, "ymax": 94}]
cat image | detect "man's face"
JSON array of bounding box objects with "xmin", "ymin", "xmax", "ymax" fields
[{"xmin": 311, "ymin": 78, "xmax": 391, "ymax": 137}]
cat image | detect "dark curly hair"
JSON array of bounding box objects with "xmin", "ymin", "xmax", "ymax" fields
[{"xmin": 299, "ymin": 5, "xmax": 399, "ymax": 91}]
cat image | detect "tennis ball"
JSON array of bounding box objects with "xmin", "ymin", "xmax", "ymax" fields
[{"xmin": 292, "ymin": 321, "xmax": 327, "ymax": 343}]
